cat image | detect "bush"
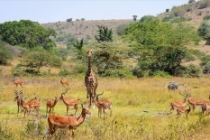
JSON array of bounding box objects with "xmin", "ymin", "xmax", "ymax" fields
[
  {"xmin": 0, "ymin": 41, "xmax": 13, "ymax": 65},
  {"xmin": 152, "ymin": 71, "xmax": 171, "ymax": 78},
  {"xmin": 116, "ymin": 24, "xmax": 128, "ymax": 35},
  {"xmin": 174, "ymin": 65, "xmax": 202, "ymax": 77},
  {"xmin": 203, "ymin": 15, "xmax": 210, "ymax": 20},
  {"xmin": 203, "ymin": 62, "xmax": 210, "ymax": 74},
  {"xmin": 198, "ymin": 0, "xmax": 209, "ymax": 9},
  {"xmin": 59, "ymin": 69, "xmax": 71, "ymax": 76}
]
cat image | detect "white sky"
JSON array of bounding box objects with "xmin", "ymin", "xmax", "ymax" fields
[{"xmin": 0, "ymin": 0, "xmax": 190, "ymax": 24}]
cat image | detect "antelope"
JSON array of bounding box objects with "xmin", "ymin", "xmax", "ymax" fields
[
  {"xmin": 44, "ymin": 104, "xmax": 91, "ymax": 139},
  {"xmin": 14, "ymin": 92, "xmax": 41, "ymax": 117},
  {"xmin": 59, "ymin": 90, "xmax": 79, "ymax": 115},
  {"xmin": 94, "ymin": 92, "xmax": 112, "ymax": 119},
  {"xmin": 14, "ymin": 90, "xmax": 23, "ymax": 115},
  {"xmin": 170, "ymin": 92, "xmax": 191, "ymax": 113},
  {"xmin": 60, "ymin": 77, "xmax": 69, "ymax": 86},
  {"xmin": 176, "ymin": 106, "xmax": 191, "ymax": 119},
  {"xmin": 13, "ymin": 79, "xmax": 23, "ymax": 87},
  {"xmin": 46, "ymin": 97, "xmax": 58, "ymax": 116},
  {"xmin": 200, "ymin": 102, "xmax": 210, "ymax": 115}
]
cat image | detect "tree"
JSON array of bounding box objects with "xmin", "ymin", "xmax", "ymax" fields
[
  {"xmin": 0, "ymin": 41, "xmax": 13, "ymax": 65},
  {"xmin": 66, "ymin": 18, "xmax": 73, "ymax": 22},
  {"xmin": 198, "ymin": 22, "xmax": 210, "ymax": 45},
  {"xmin": 95, "ymin": 25, "xmax": 113, "ymax": 42},
  {"xmin": 73, "ymin": 38, "xmax": 84, "ymax": 51},
  {"xmin": 123, "ymin": 19, "xmax": 199, "ymax": 77},
  {"xmin": 133, "ymin": 15, "xmax": 137, "ymax": 21},
  {"xmin": 0, "ymin": 20, "xmax": 57, "ymax": 50}
]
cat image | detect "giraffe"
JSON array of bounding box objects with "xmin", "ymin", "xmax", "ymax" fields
[{"xmin": 85, "ymin": 49, "xmax": 98, "ymax": 107}]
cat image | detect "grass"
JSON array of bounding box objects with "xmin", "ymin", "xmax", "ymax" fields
[{"xmin": 1, "ymin": 76, "xmax": 210, "ymax": 139}]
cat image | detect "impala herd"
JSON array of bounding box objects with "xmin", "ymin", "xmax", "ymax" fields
[{"xmin": 9, "ymin": 50, "xmax": 210, "ymax": 139}]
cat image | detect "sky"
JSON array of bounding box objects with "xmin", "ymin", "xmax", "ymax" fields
[{"xmin": 0, "ymin": 0, "xmax": 191, "ymax": 24}]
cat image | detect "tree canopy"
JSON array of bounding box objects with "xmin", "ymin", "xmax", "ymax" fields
[
  {"xmin": 0, "ymin": 20, "xmax": 57, "ymax": 50},
  {"xmin": 123, "ymin": 19, "xmax": 200, "ymax": 77}
]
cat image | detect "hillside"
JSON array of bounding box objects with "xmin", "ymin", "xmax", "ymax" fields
[{"xmin": 43, "ymin": 19, "xmax": 133, "ymax": 47}]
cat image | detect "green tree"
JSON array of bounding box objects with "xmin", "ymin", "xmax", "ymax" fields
[
  {"xmin": 0, "ymin": 20, "xmax": 56, "ymax": 50},
  {"xmin": 198, "ymin": 22, "xmax": 210, "ymax": 45},
  {"xmin": 123, "ymin": 19, "xmax": 199, "ymax": 77},
  {"xmin": 133, "ymin": 15, "xmax": 137, "ymax": 21},
  {"xmin": 95, "ymin": 25, "xmax": 113, "ymax": 42},
  {"xmin": 0, "ymin": 41, "xmax": 13, "ymax": 65}
]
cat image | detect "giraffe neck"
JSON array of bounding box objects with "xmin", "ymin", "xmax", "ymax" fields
[{"xmin": 87, "ymin": 56, "xmax": 92, "ymax": 74}]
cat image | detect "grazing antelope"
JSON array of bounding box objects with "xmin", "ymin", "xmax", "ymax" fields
[
  {"xmin": 46, "ymin": 97, "xmax": 58, "ymax": 116},
  {"xmin": 94, "ymin": 92, "xmax": 112, "ymax": 119},
  {"xmin": 14, "ymin": 90, "xmax": 23, "ymax": 115},
  {"xmin": 60, "ymin": 77, "xmax": 69, "ymax": 86},
  {"xmin": 44, "ymin": 104, "xmax": 91, "ymax": 139},
  {"xmin": 200, "ymin": 102, "xmax": 210, "ymax": 115},
  {"xmin": 13, "ymin": 79, "xmax": 23, "ymax": 87},
  {"xmin": 59, "ymin": 90, "xmax": 79, "ymax": 115},
  {"xmin": 176, "ymin": 106, "xmax": 191, "ymax": 119},
  {"xmin": 14, "ymin": 91, "xmax": 41, "ymax": 117},
  {"xmin": 170, "ymin": 92, "xmax": 191, "ymax": 113}
]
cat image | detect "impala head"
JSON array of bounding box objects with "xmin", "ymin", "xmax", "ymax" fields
[
  {"xmin": 179, "ymin": 90, "xmax": 191, "ymax": 99},
  {"xmin": 87, "ymin": 49, "xmax": 93, "ymax": 57},
  {"xmin": 94, "ymin": 92, "xmax": 104, "ymax": 101},
  {"xmin": 59, "ymin": 89, "xmax": 68, "ymax": 100},
  {"xmin": 14, "ymin": 90, "xmax": 22, "ymax": 101},
  {"xmin": 81, "ymin": 104, "xmax": 91, "ymax": 115}
]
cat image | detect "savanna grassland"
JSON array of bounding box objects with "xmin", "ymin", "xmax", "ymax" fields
[{"xmin": 1, "ymin": 76, "xmax": 210, "ymax": 140}]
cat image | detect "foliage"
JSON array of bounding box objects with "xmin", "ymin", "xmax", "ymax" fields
[
  {"xmin": 59, "ymin": 69, "xmax": 71, "ymax": 76},
  {"xmin": 123, "ymin": 19, "xmax": 199, "ymax": 77},
  {"xmin": 188, "ymin": 0, "xmax": 195, "ymax": 4},
  {"xmin": 202, "ymin": 62, "xmax": 210, "ymax": 74},
  {"xmin": 203, "ymin": 15, "xmax": 210, "ymax": 20},
  {"xmin": 174, "ymin": 64, "xmax": 202, "ymax": 77},
  {"xmin": 0, "ymin": 41, "xmax": 13, "ymax": 65},
  {"xmin": 0, "ymin": 20, "xmax": 57, "ymax": 50},
  {"xmin": 198, "ymin": 22, "xmax": 210, "ymax": 45},
  {"xmin": 57, "ymin": 47, "xmax": 69, "ymax": 60},
  {"xmin": 132, "ymin": 15, "xmax": 137, "ymax": 21},
  {"xmin": 66, "ymin": 18, "xmax": 73, "ymax": 22},
  {"xmin": 171, "ymin": 17, "xmax": 187, "ymax": 23},
  {"xmin": 12, "ymin": 50, "xmax": 62, "ymax": 76},
  {"xmin": 198, "ymin": 0, "xmax": 209, "ymax": 9},
  {"xmin": 139, "ymin": 15, "xmax": 156, "ymax": 23},
  {"xmin": 200, "ymin": 55, "xmax": 210, "ymax": 66},
  {"xmin": 93, "ymin": 42, "xmax": 132, "ymax": 78},
  {"xmin": 116, "ymin": 24, "xmax": 128, "ymax": 36},
  {"xmin": 73, "ymin": 38, "xmax": 84, "ymax": 51},
  {"xmin": 95, "ymin": 25, "xmax": 113, "ymax": 42}
]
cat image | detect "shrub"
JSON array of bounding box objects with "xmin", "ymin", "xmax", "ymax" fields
[
  {"xmin": 0, "ymin": 41, "xmax": 13, "ymax": 65},
  {"xmin": 116, "ymin": 24, "xmax": 128, "ymax": 35},
  {"xmin": 203, "ymin": 15, "xmax": 210, "ymax": 20},
  {"xmin": 198, "ymin": 0, "xmax": 209, "ymax": 9},
  {"xmin": 203, "ymin": 62, "xmax": 210, "ymax": 74}
]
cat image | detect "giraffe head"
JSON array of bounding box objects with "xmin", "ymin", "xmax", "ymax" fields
[{"xmin": 87, "ymin": 49, "xmax": 93, "ymax": 57}]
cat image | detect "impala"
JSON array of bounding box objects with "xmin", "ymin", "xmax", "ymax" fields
[
  {"xmin": 14, "ymin": 91, "xmax": 41, "ymax": 117},
  {"xmin": 60, "ymin": 77, "xmax": 69, "ymax": 86},
  {"xmin": 94, "ymin": 92, "xmax": 112, "ymax": 119},
  {"xmin": 200, "ymin": 102, "xmax": 210, "ymax": 115},
  {"xmin": 13, "ymin": 79, "xmax": 23, "ymax": 87},
  {"xmin": 176, "ymin": 106, "xmax": 191, "ymax": 119},
  {"xmin": 44, "ymin": 104, "xmax": 91, "ymax": 139},
  {"xmin": 59, "ymin": 90, "xmax": 79, "ymax": 115},
  {"xmin": 170, "ymin": 92, "xmax": 191, "ymax": 113},
  {"xmin": 46, "ymin": 97, "xmax": 58, "ymax": 116},
  {"xmin": 14, "ymin": 90, "xmax": 23, "ymax": 115}
]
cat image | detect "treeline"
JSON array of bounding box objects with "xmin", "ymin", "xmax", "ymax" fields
[{"xmin": 1, "ymin": 17, "xmax": 210, "ymax": 78}]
